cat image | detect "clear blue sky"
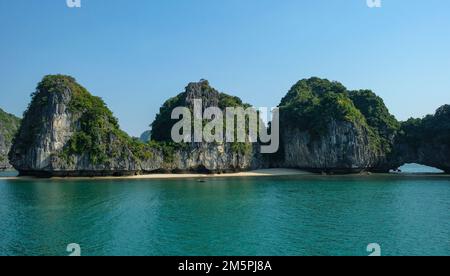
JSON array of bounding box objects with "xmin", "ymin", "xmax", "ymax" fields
[{"xmin": 1, "ymin": 0, "xmax": 449, "ymax": 136}]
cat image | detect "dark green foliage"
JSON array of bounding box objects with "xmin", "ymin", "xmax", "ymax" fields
[
  {"xmin": 397, "ymin": 118, "xmax": 423, "ymax": 149},
  {"xmin": 350, "ymin": 90, "xmax": 400, "ymax": 136},
  {"xmin": 151, "ymin": 83, "xmax": 253, "ymax": 143},
  {"xmin": 219, "ymin": 93, "xmax": 254, "ymax": 154},
  {"xmin": 127, "ymin": 136, "xmax": 154, "ymax": 160},
  {"xmin": 397, "ymin": 105, "xmax": 450, "ymax": 149},
  {"xmin": 151, "ymin": 94, "xmax": 186, "ymax": 142},
  {"xmin": 16, "ymin": 75, "xmax": 155, "ymax": 165},
  {"xmin": 45, "ymin": 75, "xmax": 123, "ymax": 164},
  {"xmin": 280, "ymin": 78, "xmax": 368, "ymax": 133},
  {"xmin": 279, "ymin": 77, "xmax": 400, "ymax": 153},
  {"xmin": 64, "ymin": 77, "xmax": 156, "ymax": 164},
  {"xmin": 0, "ymin": 108, "xmax": 21, "ymax": 143},
  {"xmin": 219, "ymin": 93, "xmax": 251, "ymax": 109},
  {"xmin": 150, "ymin": 81, "xmax": 253, "ymax": 155},
  {"xmin": 0, "ymin": 108, "xmax": 20, "ymax": 166},
  {"xmin": 350, "ymin": 90, "xmax": 400, "ymax": 152},
  {"xmin": 280, "ymin": 77, "xmax": 346, "ymax": 106}
]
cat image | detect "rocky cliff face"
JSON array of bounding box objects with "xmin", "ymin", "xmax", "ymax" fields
[
  {"xmin": 387, "ymin": 105, "xmax": 450, "ymax": 173},
  {"xmin": 9, "ymin": 75, "xmax": 450, "ymax": 176},
  {"xmin": 9, "ymin": 75, "xmax": 162, "ymax": 176},
  {"xmin": 276, "ymin": 120, "xmax": 384, "ymax": 173},
  {"xmin": 275, "ymin": 78, "xmax": 398, "ymax": 173},
  {"xmin": 151, "ymin": 79, "xmax": 264, "ymax": 173},
  {"xmin": 0, "ymin": 108, "xmax": 20, "ymax": 170},
  {"xmin": 10, "ymin": 76, "xmax": 263, "ymax": 176},
  {"xmin": 157, "ymin": 143, "xmax": 263, "ymax": 173},
  {"xmin": 389, "ymin": 143, "xmax": 450, "ymax": 173}
]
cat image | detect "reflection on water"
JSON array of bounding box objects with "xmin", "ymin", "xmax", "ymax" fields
[
  {"xmin": 0, "ymin": 170, "xmax": 18, "ymax": 177},
  {"xmin": 0, "ymin": 175, "xmax": 449, "ymax": 256}
]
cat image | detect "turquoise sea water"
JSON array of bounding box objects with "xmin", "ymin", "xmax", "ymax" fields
[{"xmin": 0, "ymin": 169, "xmax": 449, "ymax": 256}]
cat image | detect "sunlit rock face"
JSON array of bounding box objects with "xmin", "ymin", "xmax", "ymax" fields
[
  {"xmin": 277, "ymin": 119, "xmax": 384, "ymax": 173},
  {"xmin": 10, "ymin": 76, "xmax": 264, "ymax": 177},
  {"xmin": 9, "ymin": 75, "xmax": 450, "ymax": 177},
  {"xmin": 150, "ymin": 79, "xmax": 266, "ymax": 173},
  {"xmin": 9, "ymin": 75, "xmax": 162, "ymax": 177}
]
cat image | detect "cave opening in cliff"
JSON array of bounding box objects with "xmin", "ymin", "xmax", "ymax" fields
[{"xmin": 392, "ymin": 163, "xmax": 444, "ymax": 174}]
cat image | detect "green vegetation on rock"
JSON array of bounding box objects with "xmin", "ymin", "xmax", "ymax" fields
[
  {"xmin": 151, "ymin": 93, "xmax": 186, "ymax": 142},
  {"xmin": 349, "ymin": 90, "xmax": 400, "ymax": 152},
  {"xmin": 388, "ymin": 105, "xmax": 450, "ymax": 173},
  {"xmin": 397, "ymin": 105, "xmax": 450, "ymax": 148},
  {"xmin": 147, "ymin": 140, "xmax": 188, "ymax": 163},
  {"xmin": 150, "ymin": 80, "xmax": 254, "ymax": 155},
  {"xmin": 218, "ymin": 93, "xmax": 251, "ymax": 109},
  {"xmin": 17, "ymin": 74, "xmax": 445, "ymax": 175},
  {"xmin": 279, "ymin": 77, "xmax": 400, "ymax": 153},
  {"xmin": 0, "ymin": 108, "xmax": 21, "ymax": 143},
  {"xmin": 280, "ymin": 78, "xmax": 368, "ymax": 133},
  {"xmin": 15, "ymin": 75, "xmax": 155, "ymax": 165},
  {"xmin": 0, "ymin": 108, "xmax": 21, "ymax": 168},
  {"xmin": 58, "ymin": 75, "xmax": 122, "ymax": 163},
  {"xmin": 219, "ymin": 92, "xmax": 253, "ymax": 155},
  {"xmin": 59, "ymin": 75, "xmax": 157, "ymax": 164},
  {"xmin": 11, "ymin": 76, "xmax": 258, "ymax": 175}
]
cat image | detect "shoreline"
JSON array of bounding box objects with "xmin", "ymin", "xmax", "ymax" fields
[
  {"xmin": 0, "ymin": 168, "xmax": 310, "ymax": 181},
  {"xmin": 1, "ymin": 168, "xmax": 449, "ymax": 181}
]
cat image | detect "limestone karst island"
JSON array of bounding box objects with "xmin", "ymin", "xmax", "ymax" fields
[
  {"xmin": 1, "ymin": 75, "xmax": 449, "ymax": 177},
  {"xmin": 2, "ymin": 0, "xmax": 450, "ymax": 259}
]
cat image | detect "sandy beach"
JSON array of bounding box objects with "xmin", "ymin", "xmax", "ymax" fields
[
  {"xmin": 126, "ymin": 169, "xmax": 311, "ymax": 180},
  {"xmin": 2, "ymin": 168, "xmax": 448, "ymax": 181},
  {"xmin": 0, "ymin": 168, "xmax": 310, "ymax": 181}
]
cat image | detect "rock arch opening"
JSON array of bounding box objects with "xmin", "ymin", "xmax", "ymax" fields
[{"xmin": 391, "ymin": 163, "xmax": 444, "ymax": 174}]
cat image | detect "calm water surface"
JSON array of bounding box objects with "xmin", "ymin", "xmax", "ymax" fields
[{"xmin": 0, "ymin": 171, "xmax": 449, "ymax": 256}]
